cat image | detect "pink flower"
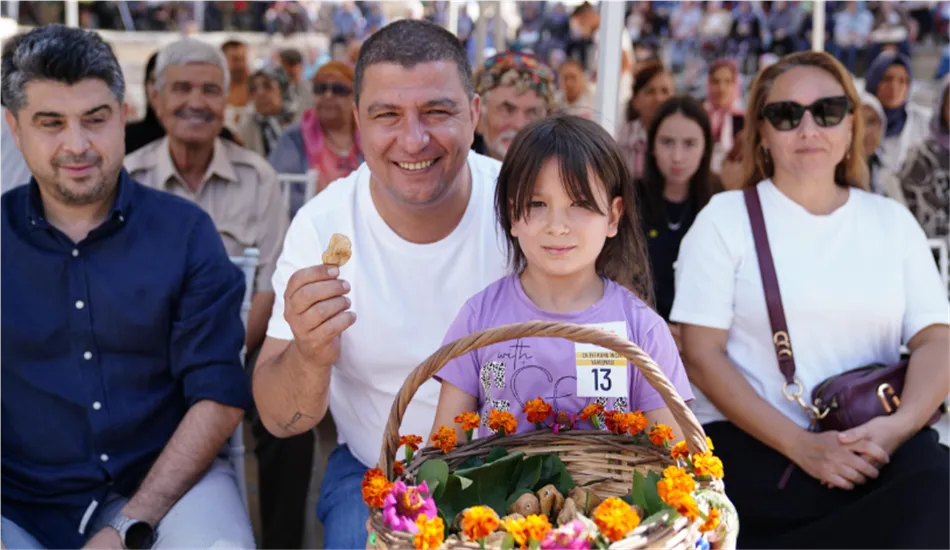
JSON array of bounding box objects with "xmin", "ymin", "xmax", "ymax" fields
[
  {"xmin": 541, "ymin": 519, "xmax": 591, "ymax": 550},
  {"xmin": 382, "ymin": 481, "xmax": 437, "ymax": 533}
]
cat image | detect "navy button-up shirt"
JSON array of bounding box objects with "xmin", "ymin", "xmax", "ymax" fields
[{"xmin": 1, "ymin": 171, "xmax": 253, "ymax": 548}]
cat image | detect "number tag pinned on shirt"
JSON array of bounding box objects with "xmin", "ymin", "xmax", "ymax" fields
[{"xmin": 575, "ymin": 321, "xmax": 629, "ymax": 398}]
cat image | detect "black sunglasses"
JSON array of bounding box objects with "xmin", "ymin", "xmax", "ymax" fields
[
  {"xmin": 761, "ymin": 95, "xmax": 852, "ymax": 131},
  {"xmin": 313, "ymin": 82, "xmax": 352, "ymax": 97}
]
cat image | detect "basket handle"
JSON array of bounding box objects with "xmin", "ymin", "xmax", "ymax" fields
[{"xmin": 379, "ymin": 320, "xmax": 709, "ymax": 477}]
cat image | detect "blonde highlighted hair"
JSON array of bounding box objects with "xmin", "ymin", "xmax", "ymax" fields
[{"xmin": 740, "ymin": 51, "xmax": 869, "ymax": 190}]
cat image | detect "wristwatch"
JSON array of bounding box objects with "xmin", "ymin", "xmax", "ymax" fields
[{"xmin": 107, "ymin": 513, "xmax": 155, "ymax": 549}]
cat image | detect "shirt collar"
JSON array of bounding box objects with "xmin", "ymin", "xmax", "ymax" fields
[
  {"xmin": 25, "ymin": 169, "xmax": 133, "ymax": 231},
  {"xmin": 156, "ymin": 136, "xmax": 238, "ymax": 191}
]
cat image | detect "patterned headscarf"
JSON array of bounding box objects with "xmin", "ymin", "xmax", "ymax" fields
[{"xmin": 474, "ymin": 51, "xmax": 557, "ymax": 112}]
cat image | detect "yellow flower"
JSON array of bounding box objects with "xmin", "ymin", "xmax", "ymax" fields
[
  {"xmin": 500, "ymin": 516, "xmax": 528, "ymax": 548},
  {"xmin": 705, "ymin": 437, "xmax": 715, "ymax": 452},
  {"xmin": 699, "ymin": 508, "xmax": 720, "ymax": 534},
  {"xmin": 523, "ymin": 514, "xmax": 553, "ymax": 543},
  {"xmin": 414, "ymin": 514, "xmax": 445, "ymax": 549},
  {"xmin": 400, "ymin": 435, "xmax": 423, "ymax": 451},
  {"xmin": 431, "ymin": 426, "xmax": 457, "ymax": 454},
  {"xmin": 361, "ymin": 469, "xmax": 393, "ymax": 508},
  {"xmin": 488, "ymin": 410, "xmax": 518, "ymax": 435},
  {"xmin": 524, "ymin": 398, "xmax": 554, "ymax": 424},
  {"xmin": 393, "ymin": 460, "xmax": 405, "ymax": 476},
  {"xmin": 648, "ymin": 424, "xmax": 675, "ymax": 446},
  {"xmin": 462, "ymin": 506, "xmax": 500, "ymax": 541},
  {"xmin": 454, "ymin": 411, "xmax": 481, "ymax": 431},
  {"xmin": 579, "ymin": 403, "xmax": 604, "ymax": 421},
  {"xmin": 692, "ymin": 452, "xmax": 725, "ymax": 480},
  {"xmin": 592, "ymin": 497, "xmax": 641, "ymax": 542},
  {"xmin": 670, "ymin": 441, "xmax": 689, "ymax": 461}
]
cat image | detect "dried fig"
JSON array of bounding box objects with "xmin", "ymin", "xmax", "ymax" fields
[
  {"xmin": 556, "ymin": 497, "xmax": 578, "ymax": 526},
  {"xmin": 536, "ymin": 484, "xmax": 565, "ymax": 519},
  {"xmin": 567, "ymin": 488, "xmax": 603, "ymax": 515},
  {"xmin": 508, "ymin": 493, "xmax": 541, "ymax": 517},
  {"xmin": 322, "ymin": 233, "xmax": 352, "ymax": 267}
]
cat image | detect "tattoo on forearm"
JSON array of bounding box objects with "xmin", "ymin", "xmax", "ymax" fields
[{"xmin": 280, "ymin": 410, "xmax": 315, "ymax": 431}]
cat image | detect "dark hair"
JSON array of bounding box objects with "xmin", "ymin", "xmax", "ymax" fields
[
  {"xmin": 2, "ymin": 25, "xmax": 125, "ymax": 116},
  {"xmin": 221, "ymin": 39, "xmax": 247, "ymax": 52},
  {"xmin": 279, "ymin": 48, "xmax": 303, "ymax": 66},
  {"xmin": 625, "ymin": 59, "xmax": 669, "ymax": 122},
  {"xmin": 354, "ymin": 19, "xmax": 474, "ymax": 106},
  {"xmin": 495, "ymin": 114, "xmax": 655, "ymax": 305},
  {"xmin": 145, "ymin": 51, "xmax": 158, "ymax": 86},
  {"xmin": 638, "ymin": 96, "xmax": 720, "ymax": 227}
]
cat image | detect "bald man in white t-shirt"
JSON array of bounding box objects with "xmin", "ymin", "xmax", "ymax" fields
[{"xmin": 251, "ymin": 20, "xmax": 507, "ymax": 549}]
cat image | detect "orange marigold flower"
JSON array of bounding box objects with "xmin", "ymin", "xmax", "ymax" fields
[
  {"xmin": 523, "ymin": 514, "xmax": 552, "ymax": 543},
  {"xmin": 657, "ymin": 466, "xmax": 696, "ymax": 504},
  {"xmin": 579, "ymin": 403, "xmax": 605, "ymax": 421},
  {"xmin": 692, "ymin": 452, "xmax": 725, "ymax": 479},
  {"xmin": 523, "ymin": 398, "xmax": 554, "ymax": 424},
  {"xmin": 603, "ymin": 411, "xmax": 623, "ymax": 433},
  {"xmin": 627, "ymin": 411, "xmax": 648, "ymax": 435},
  {"xmin": 648, "ymin": 424, "xmax": 675, "ymax": 446},
  {"xmin": 665, "ymin": 490, "xmax": 700, "ymax": 521},
  {"xmin": 400, "ymin": 435, "xmax": 424, "ymax": 451},
  {"xmin": 670, "ymin": 441, "xmax": 689, "ymax": 461},
  {"xmin": 699, "ymin": 508, "xmax": 721, "ymax": 534},
  {"xmin": 487, "ymin": 409, "xmax": 518, "ymax": 435},
  {"xmin": 414, "ymin": 514, "xmax": 445, "ymax": 550},
  {"xmin": 462, "ymin": 506, "xmax": 500, "ymax": 541},
  {"xmin": 361, "ymin": 469, "xmax": 393, "ymax": 508},
  {"xmin": 393, "ymin": 460, "xmax": 405, "ymax": 476},
  {"xmin": 430, "ymin": 426, "xmax": 457, "ymax": 454},
  {"xmin": 706, "ymin": 437, "xmax": 715, "ymax": 452},
  {"xmin": 593, "ymin": 497, "xmax": 641, "ymax": 542},
  {"xmin": 454, "ymin": 411, "xmax": 481, "ymax": 431}
]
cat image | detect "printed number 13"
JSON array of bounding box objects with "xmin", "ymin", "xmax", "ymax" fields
[{"xmin": 592, "ymin": 368, "xmax": 612, "ymax": 391}]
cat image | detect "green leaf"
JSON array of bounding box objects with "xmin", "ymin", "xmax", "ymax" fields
[
  {"xmin": 513, "ymin": 455, "xmax": 544, "ymax": 492},
  {"xmin": 631, "ymin": 471, "xmax": 648, "ymax": 510},
  {"xmin": 438, "ymin": 475, "xmax": 480, "ymax": 525},
  {"xmin": 556, "ymin": 466, "xmax": 576, "ymax": 494},
  {"xmin": 459, "ymin": 456, "xmax": 485, "ymax": 469},
  {"xmin": 486, "ymin": 446, "xmax": 509, "ymax": 463},
  {"xmin": 620, "ymin": 493, "xmax": 635, "ymax": 505},
  {"xmin": 643, "ymin": 471, "xmax": 665, "ymax": 516},
  {"xmin": 457, "ymin": 476, "xmax": 473, "ymax": 490},
  {"xmin": 452, "ymin": 452, "xmax": 525, "ymax": 518},
  {"xmin": 641, "ymin": 509, "xmax": 673, "ymax": 527},
  {"xmin": 418, "ymin": 459, "xmax": 450, "ymax": 500},
  {"xmin": 501, "ymin": 534, "xmax": 515, "ymax": 550}
]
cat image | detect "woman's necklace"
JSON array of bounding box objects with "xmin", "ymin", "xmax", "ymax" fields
[{"xmin": 664, "ymin": 202, "xmax": 691, "ymax": 232}]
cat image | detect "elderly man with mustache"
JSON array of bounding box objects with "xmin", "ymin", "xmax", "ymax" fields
[
  {"xmin": 471, "ymin": 52, "xmax": 557, "ymax": 161},
  {"xmin": 125, "ymin": 38, "xmax": 288, "ymax": 358}
]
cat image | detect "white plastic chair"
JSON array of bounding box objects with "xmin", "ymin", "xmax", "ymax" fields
[
  {"xmin": 228, "ymin": 247, "xmax": 260, "ymax": 510},
  {"xmin": 277, "ymin": 170, "xmax": 319, "ymax": 216}
]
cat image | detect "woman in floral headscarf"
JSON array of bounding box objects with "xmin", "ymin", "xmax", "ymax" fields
[{"xmin": 899, "ymin": 77, "xmax": 950, "ymax": 242}]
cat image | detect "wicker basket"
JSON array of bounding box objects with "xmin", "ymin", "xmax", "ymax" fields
[{"xmin": 370, "ymin": 321, "xmax": 731, "ymax": 550}]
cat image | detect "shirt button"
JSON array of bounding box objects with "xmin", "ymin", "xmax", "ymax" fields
[
  {"xmin": 75, "ymin": 300, "xmax": 85, "ymax": 310},
  {"xmin": 72, "ymin": 249, "xmax": 79, "ymax": 257},
  {"xmin": 83, "ymin": 351, "xmax": 92, "ymax": 360},
  {"xmin": 92, "ymin": 401, "xmax": 102, "ymax": 411},
  {"xmin": 100, "ymin": 453, "xmax": 109, "ymax": 462},
  {"xmin": 118, "ymin": 215, "xmax": 125, "ymax": 223}
]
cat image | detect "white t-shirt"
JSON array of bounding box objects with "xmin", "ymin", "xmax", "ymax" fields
[
  {"xmin": 670, "ymin": 180, "xmax": 949, "ymax": 428},
  {"xmin": 266, "ymin": 152, "xmax": 508, "ymax": 468}
]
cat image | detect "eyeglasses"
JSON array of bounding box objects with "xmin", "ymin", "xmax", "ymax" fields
[
  {"xmin": 761, "ymin": 96, "xmax": 852, "ymax": 131},
  {"xmin": 313, "ymin": 82, "xmax": 352, "ymax": 97}
]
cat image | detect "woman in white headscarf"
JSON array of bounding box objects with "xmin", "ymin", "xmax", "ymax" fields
[{"xmin": 858, "ymin": 90, "xmax": 905, "ymax": 204}]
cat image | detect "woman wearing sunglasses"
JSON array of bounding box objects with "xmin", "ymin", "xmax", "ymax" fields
[
  {"xmin": 269, "ymin": 60, "xmax": 364, "ymax": 216},
  {"xmin": 670, "ymin": 51, "xmax": 949, "ymax": 548}
]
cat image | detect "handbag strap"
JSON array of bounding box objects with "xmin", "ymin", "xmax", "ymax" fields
[{"xmin": 743, "ymin": 187, "xmax": 817, "ymax": 416}]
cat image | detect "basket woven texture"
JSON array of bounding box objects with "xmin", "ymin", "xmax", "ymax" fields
[{"xmin": 371, "ymin": 321, "xmax": 726, "ymax": 550}]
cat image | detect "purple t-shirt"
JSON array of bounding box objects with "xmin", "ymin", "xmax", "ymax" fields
[{"xmin": 435, "ymin": 274, "xmax": 694, "ymax": 437}]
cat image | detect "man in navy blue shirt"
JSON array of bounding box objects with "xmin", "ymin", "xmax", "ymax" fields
[{"xmin": 1, "ymin": 25, "xmax": 255, "ymax": 549}]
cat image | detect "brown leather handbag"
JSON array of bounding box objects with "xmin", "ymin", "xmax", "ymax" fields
[{"xmin": 742, "ymin": 186, "xmax": 942, "ymax": 433}]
